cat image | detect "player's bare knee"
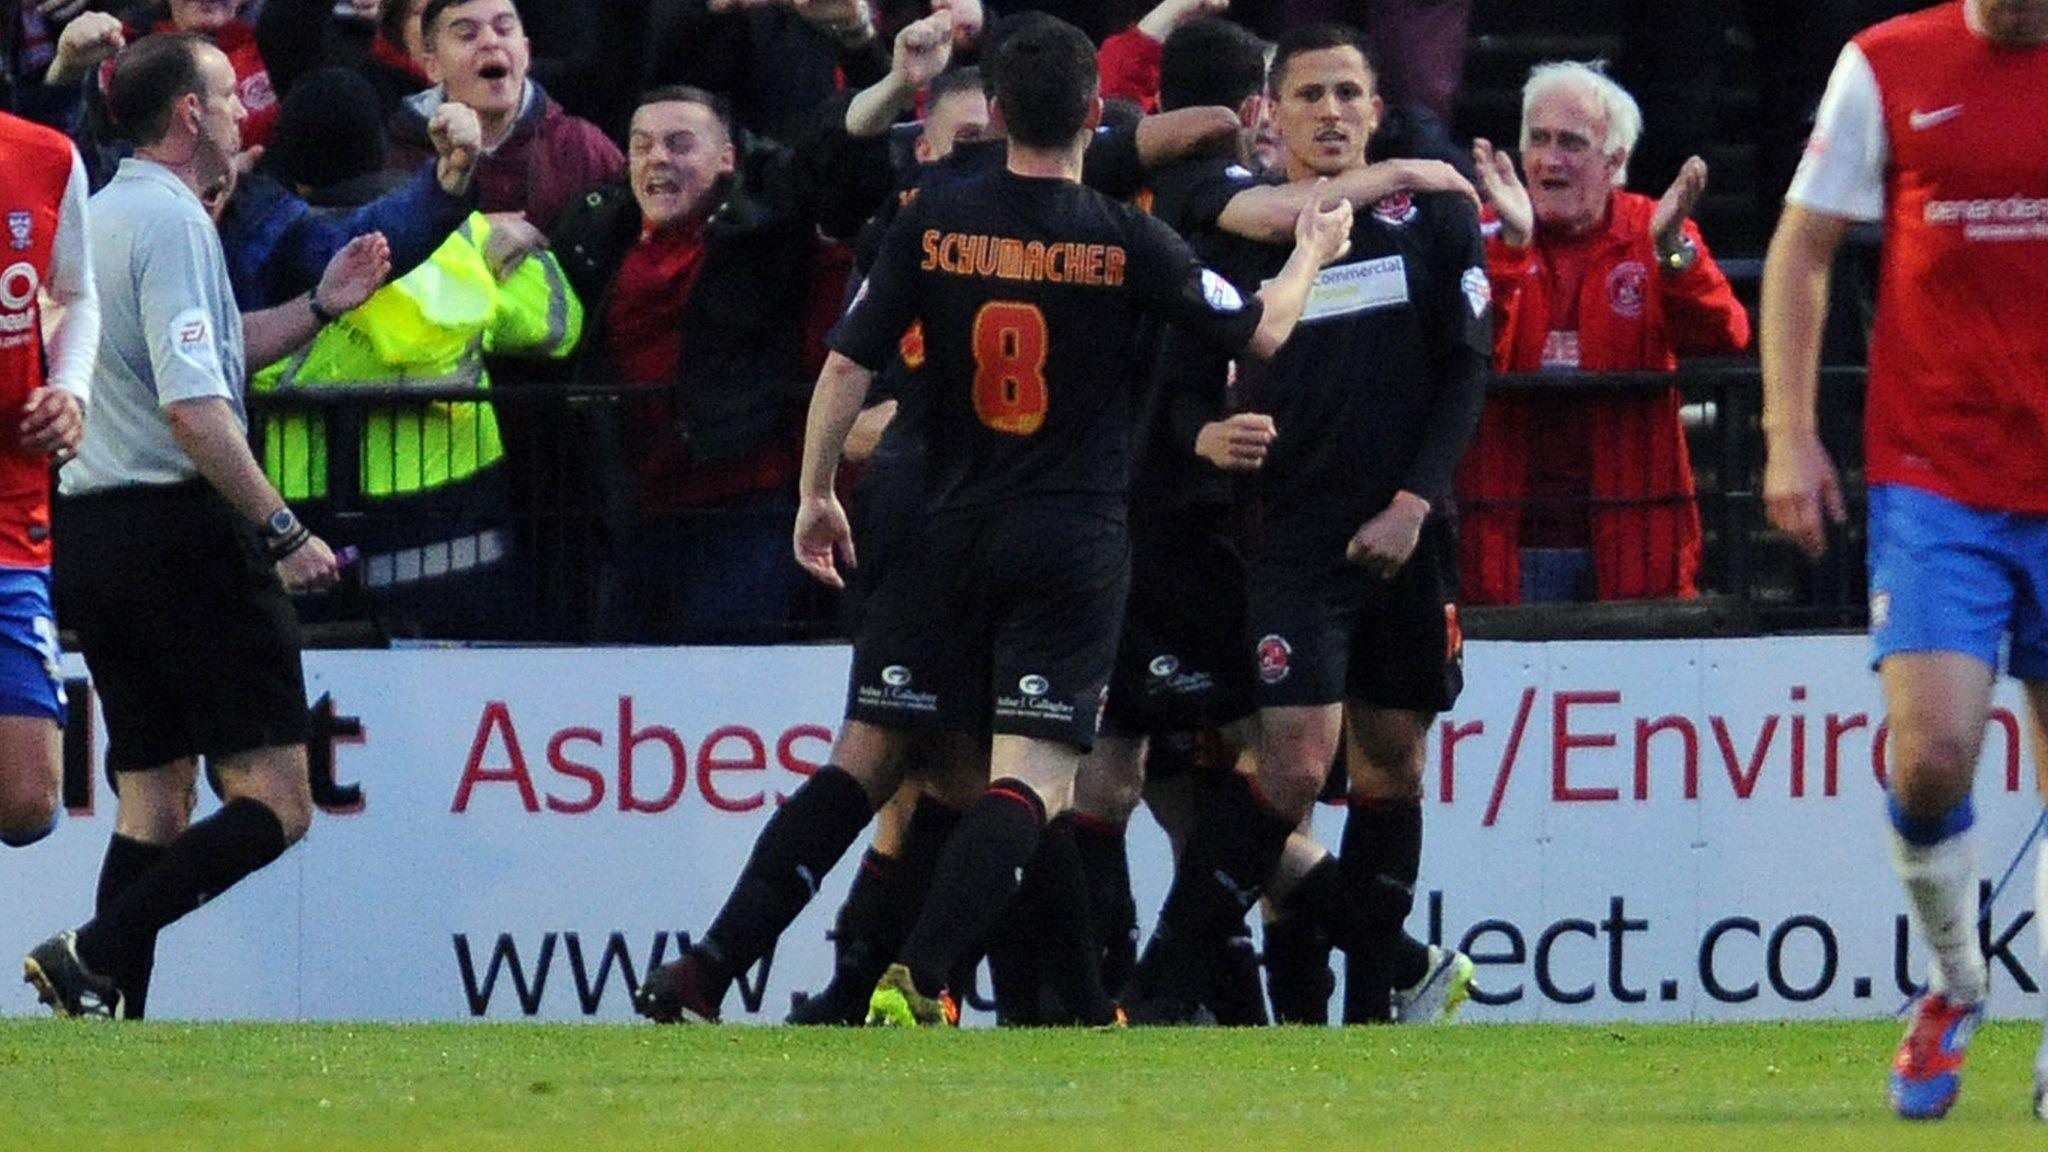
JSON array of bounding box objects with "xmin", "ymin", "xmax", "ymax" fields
[
  {"xmin": 1889, "ymin": 728, "xmax": 1981, "ymax": 814},
  {"xmin": 0, "ymin": 785, "xmax": 57, "ymax": 847}
]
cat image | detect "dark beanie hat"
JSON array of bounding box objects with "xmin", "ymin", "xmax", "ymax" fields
[{"xmin": 263, "ymin": 68, "xmax": 389, "ymax": 192}]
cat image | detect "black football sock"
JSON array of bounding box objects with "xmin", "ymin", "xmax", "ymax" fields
[
  {"xmin": 1340, "ymin": 796, "xmax": 1426, "ymax": 1016},
  {"xmin": 982, "ymin": 904, "xmax": 1046, "ymax": 1025},
  {"xmin": 697, "ymin": 765, "xmax": 874, "ymax": 1002},
  {"xmin": 815, "ymin": 799, "xmax": 963, "ymax": 1017},
  {"xmin": 75, "ymin": 798, "xmax": 288, "ymax": 981},
  {"xmin": 900, "ymin": 779, "xmax": 1046, "ymax": 998},
  {"xmin": 1072, "ymin": 813, "xmax": 1138, "ymax": 993},
  {"xmin": 1131, "ymin": 772, "xmax": 1295, "ymax": 1003},
  {"xmin": 809, "ymin": 847, "xmax": 895, "ymax": 1016},
  {"xmin": 1203, "ymin": 919, "xmax": 1270, "ymax": 1026},
  {"xmin": 1281, "ymin": 855, "xmax": 1431, "ymax": 1002},
  {"xmin": 1263, "ymin": 912, "xmax": 1335, "ymax": 1024},
  {"xmin": 1019, "ymin": 816, "xmax": 1119, "ymax": 1025},
  {"xmin": 95, "ymin": 834, "xmax": 167, "ymax": 1020}
]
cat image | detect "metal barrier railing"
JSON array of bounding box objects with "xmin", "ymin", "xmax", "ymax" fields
[{"xmin": 245, "ymin": 365, "xmax": 1873, "ymax": 646}]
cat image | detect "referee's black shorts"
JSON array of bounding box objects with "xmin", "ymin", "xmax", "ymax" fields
[
  {"xmin": 1245, "ymin": 517, "xmax": 1465, "ymax": 715},
  {"xmin": 55, "ymin": 480, "xmax": 310, "ymax": 773},
  {"xmin": 846, "ymin": 500, "xmax": 1129, "ymax": 751}
]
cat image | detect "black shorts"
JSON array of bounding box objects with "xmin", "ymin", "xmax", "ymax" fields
[
  {"xmin": 54, "ymin": 481, "xmax": 310, "ymax": 773},
  {"xmin": 1246, "ymin": 518, "xmax": 1464, "ymax": 714},
  {"xmin": 1102, "ymin": 510, "xmax": 1254, "ymax": 737},
  {"xmin": 847, "ymin": 501, "xmax": 1129, "ymax": 750}
]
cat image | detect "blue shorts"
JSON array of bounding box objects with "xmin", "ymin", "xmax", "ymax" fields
[
  {"xmin": 1867, "ymin": 484, "xmax": 2048, "ymax": 678},
  {"xmin": 0, "ymin": 567, "xmax": 66, "ymax": 723}
]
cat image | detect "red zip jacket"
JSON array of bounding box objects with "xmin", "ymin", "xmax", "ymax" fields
[{"xmin": 1460, "ymin": 190, "xmax": 1750, "ymax": 604}]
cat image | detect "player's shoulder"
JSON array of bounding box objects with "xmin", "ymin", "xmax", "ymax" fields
[
  {"xmin": 0, "ymin": 113, "xmax": 76, "ymax": 180},
  {"xmin": 1854, "ymin": 2, "xmax": 1967, "ymax": 61}
]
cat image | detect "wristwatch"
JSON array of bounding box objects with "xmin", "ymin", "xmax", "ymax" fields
[
  {"xmin": 262, "ymin": 506, "xmax": 301, "ymax": 541},
  {"xmin": 1656, "ymin": 233, "xmax": 1699, "ymax": 274}
]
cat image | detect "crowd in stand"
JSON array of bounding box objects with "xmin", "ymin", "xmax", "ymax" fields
[{"xmin": 0, "ymin": 0, "xmax": 1910, "ymax": 643}]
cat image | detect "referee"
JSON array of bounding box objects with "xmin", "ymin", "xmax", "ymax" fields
[{"xmin": 23, "ymin": 34, "xmax": 390, "ymax": 1019}]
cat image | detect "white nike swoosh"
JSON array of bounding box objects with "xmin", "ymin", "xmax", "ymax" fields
[{"xmin": 1909, "ymin": 105, "xmax": 1964, "ymax": 130}]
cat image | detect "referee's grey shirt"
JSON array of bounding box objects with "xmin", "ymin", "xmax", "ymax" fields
[{"xmin": 61, "ymin": 158, "xmax": 244, "ymax": 497}]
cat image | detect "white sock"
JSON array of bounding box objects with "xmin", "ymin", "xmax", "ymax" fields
[{"xmin": 1888, "ymin": 823, "xmax": 1986, "ymax": 1003}]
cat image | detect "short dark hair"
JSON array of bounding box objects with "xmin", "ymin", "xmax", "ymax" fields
[
  {"xmin": 927, "ymin": 65, "xmax": 982, "ymax": 109},
  {"xmin": 983, "ymin": 13, "xmax": 1098, "ymax": 149},
  {"xmin": 635, "ymin": 84, "xmax": 733, "ymax": 140},
  {"xmin": 1159, "ymin": 19, "xmax": 1268, "ymax": 113},
  {"xmin": 420, "ymin": 0, "xmax": 518, "ymax": 48},
  {"xmin": 106, "ymin": 33, "xmax": 210, "ymax": 147},
  {"xmin": 1269, "ymin": 22, "xmax": 1378, "ymax": 95}
]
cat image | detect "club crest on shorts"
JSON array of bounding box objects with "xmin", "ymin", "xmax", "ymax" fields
[
  {"xmin": 1148, "ymin": 654, "xmax": 1180, "ymax": 679},
  {"xmin": 1019, "ymin": 674, "xmax": 1050, "ymax": 697},
  {"xmin": 6, "ymin": 211, "xmax": 31, "ymax": 252},
  {"xmin": 1256, "ymin": 634, "xmax": 1292, "ymax": 684},
  {"xmin": 882, "ymin": 664, "xmax": 912, "ymax": 687}
]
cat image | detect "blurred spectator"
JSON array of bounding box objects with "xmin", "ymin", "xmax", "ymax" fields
[
  {"xmin": 7, "ymin": 1, "xmax": 104, "ymax": 128},
  {"xmin": 559, "ymin": 16, "xmax": 950, "ymax": 642},
  {"xmin": 1206, "ymin": 0, "xmax": 1470, "ymax": 126},
  {"xmin": 257, "ymin": 0, "xmax": 431, "ymax": 118},
  {"xmin": 557, "ymin": 86, "xmax": 814, "ymax": 643},
  {"xmin": 1615, "ymin": 0, "xmax": 1858, "ymax": 224},
  {"xmin": 50, "ymin": 0, "xmax": 282, "ymax": 186},
  {"xmin": 1461, "ymin": 62, "xmax": 1751, "ymax": 605},
  {"xmin": 384, "ymin": 0, "xmax": 622, "ymax": 237},
  {"xmin": 645, "ymin": 0, "xmax": 974, "ymax": 143},
  {"xmin": 249, "ymin": 80, "xmax": 579, "ymax": 639},
  {"xmin": 217, "ymin": 67, "xmax": 479, "ymax": 310},
  {"xmin": 1098, "ymin": 0, "xmax": 1230, "ymax": 114}
]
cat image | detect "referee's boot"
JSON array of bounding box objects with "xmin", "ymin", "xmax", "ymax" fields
[
  {"xmin": 23, "ymin": 930, "xmax": 124, "ymax": 1019},
  {"xmin": 633, "ymin": 951, "xmax": 721, "ymax": 1024}
]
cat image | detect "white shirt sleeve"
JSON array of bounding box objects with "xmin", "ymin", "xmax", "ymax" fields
[
  {"xmin": 139, "ymin": 216, "xmax": 237, "ymax": 407},
  {"xmin": 41, "ymin": 147, "xmax": 98, "ymax": 404},
  {"xmin": 1785, "ymin": 43, "xmax": 1888, "ymax": 222}
]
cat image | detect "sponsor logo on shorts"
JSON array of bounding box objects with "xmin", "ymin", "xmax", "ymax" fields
[
  {"xmin": 858, "ymin": 665, "xmax": 937, "ymax": 713},
  {"xmin": 1869, "ymin": 590, "xmax": 1890, "ymax": 631},
  {"xmin": 1018, "ymin": 674, "xmax": 1050, "ymax": 698},
  {"xmin": 1607, "ymin": 261, "xmax": 1647, "ymax": 319},
  {"xmin": 1257, "ymin": 634, "xmax": 1292, "ymax": 685},
  {"xmin": 1147, "ymin": 654, "xmax": 1180, "ymax": 678},
  {"xmin": 6, "ymin": 211, "xmax": 30, "ymax": 251}
]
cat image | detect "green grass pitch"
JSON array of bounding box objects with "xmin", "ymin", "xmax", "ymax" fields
[{"xmin": 0, "ymin": 1019, "xmax": 2040, "ymax": 1150}]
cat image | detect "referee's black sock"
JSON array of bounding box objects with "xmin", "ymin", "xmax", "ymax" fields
[
  {"xmin": 95, "ymin": 834, "xmax": 167, "ymax": 1020},
  {"xmin": 1340, "ymin": 796, "xmax": 1426, "ymax": 1013},
  {"xmin": 1132, "ymin": 772, "xmax": 1294, "ymax": 1005},
  {"xmin": 75, "ymin": 798, "xmax": 288, "ymax": 981},
  {"xmin": 697, "ymin": 765, "xmax": 874, "ymax": 1001},
  {"xmin": 900, "ymin": 779, "xmax": 1046, "ymax": 999}
]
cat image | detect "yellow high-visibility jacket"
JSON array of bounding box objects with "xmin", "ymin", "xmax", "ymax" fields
[{"xmin": 254, "ymin": 213, "xmax": 583, "ymax": 500}]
